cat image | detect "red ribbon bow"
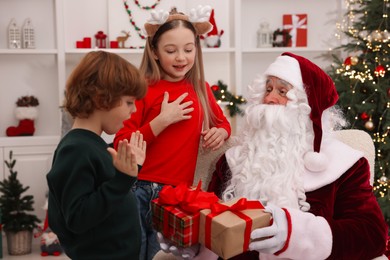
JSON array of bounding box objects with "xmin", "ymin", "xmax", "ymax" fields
[
  {"xmin": 155, "ymin": 182, "xmax": 219, "ymax": 246},
  {"xmin": 210, "ymin": 198, "xmax": 262, "ymax": 214},
  {"xmin": 158, "ymin": 181, "xmax": 219, "ymax": 213},
  {"xmin": 205, "ymin": 198, "xmax": 264, "ymax": 253}
]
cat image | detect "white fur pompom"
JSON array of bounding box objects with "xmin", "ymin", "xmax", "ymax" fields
[
  {"xmin": 304, "ymin": 151, "xmax": 328, "ymax": 172},
  {"xmin": 148, "ymin": 10, "xmax": 169, "ymax": 25},
  {"xmin": 15, "ymin": 107, "xmax": 38, "ymax": 120},
  {"xmin": 189, "ymin": 5, "xmax": 211, "ymax": 23}
]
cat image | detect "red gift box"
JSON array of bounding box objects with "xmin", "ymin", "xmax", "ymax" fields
[
  {"xmin": 283, "ymin": 14, "xmax": 307, "ymax": 47},
  {"xmin": 151, "ymin": 182, "xmax": 219, "ymax": 247},
  {"xmin": 152, "ymin": 198, "xmax": 200, "ymax": 247}
]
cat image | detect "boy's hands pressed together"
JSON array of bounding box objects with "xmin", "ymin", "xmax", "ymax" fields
[
  {"xmin": 107, "ymin": 139, "xmax": 138, "ymax": 177},
  {"xmin": 130, "ymin": 131, "xmax": 147, "ymax": 166}
]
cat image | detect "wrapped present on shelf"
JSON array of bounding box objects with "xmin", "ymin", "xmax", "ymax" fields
[
  {"xmin": 152, "ymin": 182, "xmax": 219, "ymax": 247},
  {"xmin": 283, "ymin": 14, "xmax": 307, "ymax": 47},
  {"xmin": 199, "ymin": 198, "xmax": 271, "ymax": 259}
]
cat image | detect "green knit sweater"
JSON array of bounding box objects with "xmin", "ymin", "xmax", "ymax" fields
[{"xmin": 47, "ymin": 129, "xmax": 140, "ymax": 259}]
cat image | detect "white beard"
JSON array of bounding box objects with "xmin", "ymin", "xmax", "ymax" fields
[{"xmin": 223, "ymin": 102, "xmax": 312, "ymax": 210}]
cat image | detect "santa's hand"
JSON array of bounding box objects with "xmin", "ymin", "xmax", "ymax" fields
[
  {"xmin": 249, "ymin": 203, "xmax": 288, "ymax": 254},
  {"xmin": 157, "ymin": 232, "xmax": 200, "ymax": 259}
]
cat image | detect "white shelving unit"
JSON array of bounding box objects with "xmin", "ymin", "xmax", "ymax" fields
[
  {"xmin": 0, "ymin": 0, "xmax": 61, "ymax": 222},
  {"xmin": 0, "ymin": 0, "xmax": 342, "ymax": 220}
]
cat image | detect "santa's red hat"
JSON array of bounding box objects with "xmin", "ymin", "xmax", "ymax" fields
[{"xmin": 265, "ymin": 52, "xmax": 339, "ymax": 172}]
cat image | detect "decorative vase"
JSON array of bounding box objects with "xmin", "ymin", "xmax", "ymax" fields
[{"xmin": 6, "ymin": 230, "xmax": 33, "ymax": 255}]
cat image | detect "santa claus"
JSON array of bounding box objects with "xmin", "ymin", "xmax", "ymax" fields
[{"xmin": 159, "ymin": 52, "xmax": 388, "ymax": 260}]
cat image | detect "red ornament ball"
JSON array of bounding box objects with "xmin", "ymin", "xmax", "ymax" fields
[
  {"xmin": 211, "ymin": 85, "xmax": 220, "ymax": 92},
  {"xmin": 344, "ymin": 57, "xmax": 352, "ymax": 66},
  {"xmin": 374, "ymin": 65, "xmax": 386, "ymax": 77},
  {"xmin": 387, "ymin": 88, "xmax": 390, "ymax": 98},
  {"xmin": 360, "ymin": 112, "xmax": 369, "ymax": 121}
]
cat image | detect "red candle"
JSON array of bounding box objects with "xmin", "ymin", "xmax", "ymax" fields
[
  {"xmin": 76, "ymin": 41, "xmax": 84, "ymax": 48},
  {"xmin": 110, "ymin": 41, "xmax": 119, "ymax": 48},
  {"xmin": 83, "ymin": 37, "xmax": 92, "ymax": 48}
]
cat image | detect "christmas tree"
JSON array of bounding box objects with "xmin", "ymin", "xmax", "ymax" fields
[
  {"xmin": 328, "ymin": 0, "xmax": 390, "ymax": 230},
  {"xmin": 0, "ymin": 151, "xmax": 40, "ymax": 232}
]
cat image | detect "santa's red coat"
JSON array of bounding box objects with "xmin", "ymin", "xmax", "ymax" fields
[{"xmin": 209, "ymin": 137, "xmax": 388, "ymax": 260}]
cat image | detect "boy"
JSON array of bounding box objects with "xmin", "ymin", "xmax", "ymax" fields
[{"xmin": 47, "ymin": 51, "xmax": 147, "ymax": 259}]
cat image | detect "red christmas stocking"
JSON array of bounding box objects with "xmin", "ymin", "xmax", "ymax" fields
[
  {"xmin": 6, "ymin": 119, "xmax": 35, "ymax": 136},
  {"xmin": 6, "ymin": 104, "xmax": 38, "ymax": 136}
]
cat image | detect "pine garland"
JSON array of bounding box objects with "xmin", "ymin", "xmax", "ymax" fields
[{"xmin": 211, "ymin": 80, "xmax": 246, "ymax": 117}]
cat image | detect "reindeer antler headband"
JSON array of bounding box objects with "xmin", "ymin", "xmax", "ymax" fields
[{"xmin": 144, "ymin": 5, "xmax": 213, "ymax": 37}]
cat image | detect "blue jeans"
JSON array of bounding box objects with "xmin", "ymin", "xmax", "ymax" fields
[{"xmin": 132, "ymin": 180, "xmax": 164, "ymax": 260}]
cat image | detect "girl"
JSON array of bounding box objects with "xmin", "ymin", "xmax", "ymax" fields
[
  {"xmin": 47, "ymin": 51, "xmax": 147, "ymax": 259},
  {"xmin": 114, "ymin": 6, "xmax": 231, "ymax": 260}
]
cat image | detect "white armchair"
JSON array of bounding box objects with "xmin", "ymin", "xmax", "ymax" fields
[{"xmin": 154, "ymin": 129, "xmax": 385, "ymax": 260}]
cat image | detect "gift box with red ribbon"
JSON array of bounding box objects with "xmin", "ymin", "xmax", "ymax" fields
[
  {"xmin": 199, "ymin": 198, "xmax": 271, "ymax": 259},
  {"xmin": 283, "ymin": 14, "xmax": 307, "ymax": 47},
  {"xmin": 152, "ymin": 182, "xmax": 219, "ymax": 247}
]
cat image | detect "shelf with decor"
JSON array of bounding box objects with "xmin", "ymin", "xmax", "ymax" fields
[
  {"xmin": 60, "ymin": 0, "xmax": 237, "ymax": 114},
  {"xmin": 242, "ymin": 47, "xmax": 332, "ymax": 54},
  {"xmin": 65, "ymin": 48, "xmax": 144, "ymax": 54},
  {"xmin": 65, "ymin": 47, "xmax": 235, "ymax": 54},
  {"xmin": 231, "ymin": 0, "xmax": 342, "ymax": 131},
  {"xmin": 237, "ymin": 0, "xmax": 341, "ymax": 96},
  {"xmin": 0, "ymin": 0, "xmax": 343, "ymax": 222},
  {"xmin": 0, "ymin": 0, "xmax": 60, "ymax": 139},
  {"xmin": 0, "ymin": 0, "xmax": 344, "ymax": 138},
  {"xmin": 0, "ymin": 49, "xmax": 58, "ymax": 54},
  {"xmin": 0, "ymin": 0, "xmax": 60, "ymax": 223}
]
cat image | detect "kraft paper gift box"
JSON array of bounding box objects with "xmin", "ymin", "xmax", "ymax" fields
[
  {"xmin": 151, "ymin": 182, "xmax": 218, "ymax": 247},
  {"xmin": 199, "ymin": 198, "xmax": 271, "ymax": 259},
  {"xmin": 283, "ymin": 14, "xmax": 308, "ymax": 47}
]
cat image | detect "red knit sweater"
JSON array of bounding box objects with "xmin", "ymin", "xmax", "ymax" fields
[{"xmin": 114, "ymin": 79, "xmax": 231, "ymax": 186}]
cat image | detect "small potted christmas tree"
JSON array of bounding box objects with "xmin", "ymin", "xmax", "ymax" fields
[{"xmin": 0, "ymin": 151, "xmax": 41, "ymax": 255}]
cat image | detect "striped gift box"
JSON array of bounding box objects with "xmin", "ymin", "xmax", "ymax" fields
[{"xmin": 152, "ymin": 198, "xmax": 200, "ymax": 247}]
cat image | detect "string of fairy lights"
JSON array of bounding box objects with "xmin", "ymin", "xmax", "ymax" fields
[
  {"xmin": 334, "ymin": 0, "xmax": 390, "ymax": 197},
  {"xmin": 211, "ymin": 80, "xmax": 246, "ymax": 117}
]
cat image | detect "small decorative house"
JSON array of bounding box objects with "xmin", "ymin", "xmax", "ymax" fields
[
  {"xmin": 22, "ymin": 18, "xmax": 35, "ymax": 49},
  {"xmin": 8, "ymin": 18, "xmax": 21, "ymax": 49},
  {"xmin": 257, "ymin": 22, "xmax": 273, "ymax": 48}
]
